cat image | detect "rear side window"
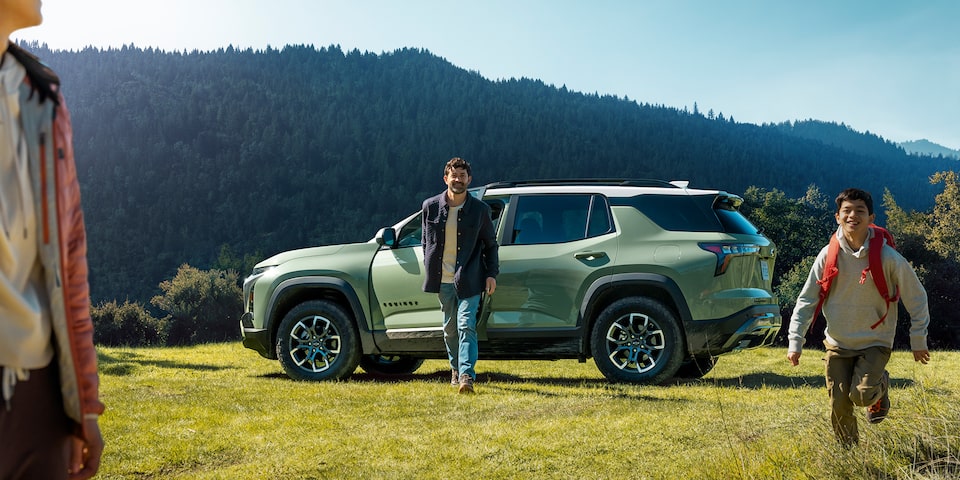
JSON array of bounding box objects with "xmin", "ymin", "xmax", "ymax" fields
[
  {"xmin": 612, "ymin": 194, "xmax": 759, "ymax": 234},
  {"xmin": 511, "ymin": 194, "xmax": 612, "ymax": 245}
]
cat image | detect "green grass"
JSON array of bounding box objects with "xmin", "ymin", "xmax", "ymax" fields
[{"xmin": 95, "ymin": 345, "xmax": 960, "ymax": 479}]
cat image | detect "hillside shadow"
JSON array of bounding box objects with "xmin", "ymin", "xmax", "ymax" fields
[
  {"xmin": 682, "ymin": 373, "xmax": 915, "ymax": 390},
  {"xmin": 349, "ymin": 368, "xmax": 614, "ymax": 387},
  {"xmin": 256, "ymin": 368, "xmax": 915, "ymax": 394},
  {"xmin": 350, "ymin": 368, "xmax": 671, "ymax": 401},
  {"xmin": 98, "ymin": 351, "xmax": 228, "ymax": 374}
]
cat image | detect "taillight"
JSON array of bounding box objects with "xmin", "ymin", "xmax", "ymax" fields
[{"xmin": 699, "ymin": 243, "xmax": 760, "ymax": 275}]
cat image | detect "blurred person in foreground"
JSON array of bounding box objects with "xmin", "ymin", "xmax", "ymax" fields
[
  {"xmin": 786, "ymin": 188, "xmax": 929, "ymax": 447},
  {"xmin": 1, "ymin": 0, "xmax": 105, "ymax": 478}
]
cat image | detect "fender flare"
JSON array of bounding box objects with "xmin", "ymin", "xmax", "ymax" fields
[
  {"xmin": 265, "ymin": 276, "xmax": 375, "ymax": 355},
  {"xmin": 579, "ymin": 272, "xmax": 693, "ymax": 353}
]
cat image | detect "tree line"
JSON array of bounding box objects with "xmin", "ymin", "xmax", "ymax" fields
[
  {"xmin": 93, "ymin": 174, "xmax": 960, "ymax": 348},
  {"xmin": 742, "ymin": 173, "xmax": 960, "ymax": 349},
  {"xmin": 14, "ymin": 42, "xmax": 956, "ymax": 347}
]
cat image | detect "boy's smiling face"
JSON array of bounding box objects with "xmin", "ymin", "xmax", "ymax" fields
[{"xmin": 835, "ymin": 198, "xmax": 875, "ymax": 239}]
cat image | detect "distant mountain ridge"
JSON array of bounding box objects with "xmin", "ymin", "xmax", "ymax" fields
[
  {"xmin": 899, "ymin": 139, "xmax": 960, "ymax": 160},
  {"xmin": 773, "ymin": 119, "xmax": 960, "ymax": 163}
]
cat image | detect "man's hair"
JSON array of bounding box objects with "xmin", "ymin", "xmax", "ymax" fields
[
  {"xmin": 835, "ymin": 188, "xmax": 874, "ymax": 215},
  {"xmin": 444, "ymin": 157, "xmax": 471, "ymax": 177}
]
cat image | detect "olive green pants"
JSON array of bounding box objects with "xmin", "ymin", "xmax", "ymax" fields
[{"xmin": 823, "ymin": 341, "xmax": 891, "ymax": 446}]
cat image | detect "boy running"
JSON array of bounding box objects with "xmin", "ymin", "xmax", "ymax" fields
[{"xmin": 786, "ymin": 188, "xmax": 930, "ymax": 446}]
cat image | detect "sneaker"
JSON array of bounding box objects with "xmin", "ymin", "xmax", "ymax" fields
[
  {"xmin": 867, "ymin": 371, "xmax": 890, "ymax": 424},
  {"xmin": 457, "ymin": 374, "xmax": 474, "ymax": 394},
  {"xmin": 451, "ymin": 369, "xmax": 459, "ymax": 387}
]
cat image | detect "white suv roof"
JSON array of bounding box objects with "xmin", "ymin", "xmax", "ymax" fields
[{"xmin": 476, "ymin": 179, "xmax": 721, "ymax": 198}]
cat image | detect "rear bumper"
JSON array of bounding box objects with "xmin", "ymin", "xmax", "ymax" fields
[{"xmin": 684, "ymin": 305, "xmax": 781, "ymax": 356}]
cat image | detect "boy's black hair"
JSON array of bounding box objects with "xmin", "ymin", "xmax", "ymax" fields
[
  {"xmin": 835, "ymin": 188, "xmax": 874, "ymax": 215},
  {"xmin": 6, "ymin": 42, "xmax": 61, "ymax": 105}
]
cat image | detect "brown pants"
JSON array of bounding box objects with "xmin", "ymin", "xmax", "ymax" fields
[
  {"xmin": 823, "ymin": 341, "xmax": 891, "ymax": 446},
  {"xmin": 0, "ymin": 363, "xmax": 72, "ymax": 480}
]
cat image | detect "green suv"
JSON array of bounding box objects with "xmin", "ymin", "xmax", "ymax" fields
[{"xmin": 240, "ymin": 179, "xmax": 780, "ymax": 384}]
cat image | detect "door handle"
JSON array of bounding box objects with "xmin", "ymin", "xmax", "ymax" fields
[{"xmin": 574, "ymin": 252, "xmax": 607, "ymax": 261}]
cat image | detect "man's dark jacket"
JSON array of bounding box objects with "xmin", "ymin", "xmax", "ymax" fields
[{"xmin": 421, "ymin": 191, "xmax": 499, "ymax": 297}]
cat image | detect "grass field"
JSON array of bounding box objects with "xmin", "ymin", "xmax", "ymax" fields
[{"xmin": 94, "ymin": 344, "xmax": 959, "ymax": 479}]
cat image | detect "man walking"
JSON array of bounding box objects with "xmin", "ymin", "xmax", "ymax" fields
[{"xmin": 422, "ymin": 157, "xmax": 498, "ymax": 394}]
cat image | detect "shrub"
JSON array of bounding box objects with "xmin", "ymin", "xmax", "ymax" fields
[
  {"xmin": 151, "ymin": 264, "xmax": 242, "ymax": 345},
  {"xmin": 92, "ymin": 300, "xmax": 166, "ymax": 346}
]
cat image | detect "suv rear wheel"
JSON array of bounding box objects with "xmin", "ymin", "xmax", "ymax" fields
[
  {"xmin": 276, "ymin": 300, "xmax": 361, "ymax": 381},
  {"xmin": 591, "ymin": 297, "xmax": 684, "ymax": 384}
]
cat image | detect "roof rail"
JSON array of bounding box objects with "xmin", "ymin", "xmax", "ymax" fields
[{"xmin": 485, "ymin": 178, "xmax": 681, "ymax": 189}]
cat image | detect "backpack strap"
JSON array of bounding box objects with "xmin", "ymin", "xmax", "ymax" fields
[
  {"xmin": 812, "ymin": 234, "xmax": 841, "ymax": 326},
  {"xmin": 812, "ymin": 225, "xmax": 898, "ymax": 330},
  {"xmin": 6, "ymin": 42, "xmax": 61, "ymax": 105},
  {"xmin": 865, "ymin": 226, "xmax": 899, "ymax": 329}
]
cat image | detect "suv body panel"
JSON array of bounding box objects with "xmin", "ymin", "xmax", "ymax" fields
[
  {"xmin": 241, "ymin": 179, "xmax": 781, "ymax": 382},
  {"xmin": 241, "ymin": 242, "xmax": 380, "ymax": 358}
]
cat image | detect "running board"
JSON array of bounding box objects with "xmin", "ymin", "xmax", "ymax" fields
[{"xmin": 384, "ymin": 327, "xmax": 444, "ymax": 340}]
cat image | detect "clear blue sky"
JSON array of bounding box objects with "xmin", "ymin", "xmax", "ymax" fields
[{"xmin": 14, "ymin": 0, "xmax": 960, "ymax": 150}]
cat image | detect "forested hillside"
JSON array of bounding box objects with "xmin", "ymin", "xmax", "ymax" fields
[{"xmin": 25, "ymin": 43, "xmax": 957, "ymax": 305}]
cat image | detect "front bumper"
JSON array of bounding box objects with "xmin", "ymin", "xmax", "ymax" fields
[{"xmin": 240, "ymin": 312, "xmax": 273, "ymax": 359}]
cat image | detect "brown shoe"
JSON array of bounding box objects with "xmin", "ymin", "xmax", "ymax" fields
[
  {"xmin": 451, "ymin": 369, "xmax": 459, "ymax": 386},
  {"xmin": 457, "ymin": 374, "xmax": 474, "ymax": 394},
  {"xmin": 867, "ymin": 371, "xmax": 890, "ymax": 424}
]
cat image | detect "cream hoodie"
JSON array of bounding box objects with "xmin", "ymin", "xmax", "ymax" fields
[
  {"xmin": 788, "ymin": 227, "xmax": 930, "ymax": 353},
  {"xmin": 1, "ymin": 52, "xmax": 54, "ymax": 405}
]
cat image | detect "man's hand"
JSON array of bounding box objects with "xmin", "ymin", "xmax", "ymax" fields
[
  {"xmin": 913, "ymin": 350, "xmax": 931, "ymax": 365},
  {"xmin": 787, "ymin": 351, "xmax": 801, "ymax": 366},
  {"xmin": 485, "ymin": 277, "xmax": 496, "ymax": 296},
  {"xmin": 69, "ymin": 417, "xmax": 103, "ymax": 480}
]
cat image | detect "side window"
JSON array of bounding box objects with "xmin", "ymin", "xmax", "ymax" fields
[
  {"xmin": 395, "ymin": 199, "xmax": 504, "ymax": 248},
  {"xmin": 396, "ymin": 213, "xmax": 422, "ymax": 247},
  {"xmin": 612, "ymin": 194, "xmax": 722, "ymax": 232},
  {"xmin": 510, "ymin": 194, "xmax": 610, "ymax": 245},
  {"xmin": 587, "ymin": 195, "xmax": 612, "ymax": 237}
]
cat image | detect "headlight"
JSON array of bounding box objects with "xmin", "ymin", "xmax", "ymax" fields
[{"xmin": 249, "ymin": 265, "xmax": 276, "ymax": 277}]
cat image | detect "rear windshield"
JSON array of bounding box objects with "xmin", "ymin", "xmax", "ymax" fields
[
  {"xmin": 713, "ymin": 196, "xmax": 761, "ymax": 234},
  {"xmin": 611, "ymin": 194, "xmax": 760, "ymax": 234}
]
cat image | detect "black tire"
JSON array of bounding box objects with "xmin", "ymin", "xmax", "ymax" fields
[
  {"xmin": 359, "ymin": 355, "xmax": 425, "ymax": 376},
  {"xmin": 275, "ymin": 300, "xmax": 360, "ymax": 381},
  {"xmin": 590, "ymin": 297, "xmax": 684, "ymax": 384},
  {"xmin": 673, "ymin": 355, "xmax": 717, "ymax": 379}
]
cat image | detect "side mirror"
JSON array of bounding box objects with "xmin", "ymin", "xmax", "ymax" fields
[{"xmin": 375, "ymin": 227, "xmax": 397, "ymax": 248}]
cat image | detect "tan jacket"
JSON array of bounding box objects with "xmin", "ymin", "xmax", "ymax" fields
[{"xmin": 12, "ymin": 43, "xmax": 104, "ymax": 436}]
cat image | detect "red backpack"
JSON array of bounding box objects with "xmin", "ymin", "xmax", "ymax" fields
[{"xmin": 813, "ymin": 225, "xmax": 899, "ymax": 329}]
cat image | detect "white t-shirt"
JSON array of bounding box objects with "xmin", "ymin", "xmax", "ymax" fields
[{"xmin": 440, "ymin": 205, "xmax": 461, "ymax": 284}]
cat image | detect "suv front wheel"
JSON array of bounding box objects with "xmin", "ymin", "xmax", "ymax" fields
[
  {"xmin": 276, "ymin": 300, "xmax": 361, "ymax": 381},
  {"xmin": 591, "ymin": 297, "xmax": 684, "ymax": 384}
]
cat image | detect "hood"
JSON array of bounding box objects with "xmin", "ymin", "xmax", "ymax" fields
[{"xmin": 256, "ymin": 241, "xmax": 374, "ymax": 268}]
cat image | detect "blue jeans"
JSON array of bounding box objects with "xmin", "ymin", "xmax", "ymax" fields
[{"xmin": 438, "ymin": 283, "xmax": 480, "ymax": 379}]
